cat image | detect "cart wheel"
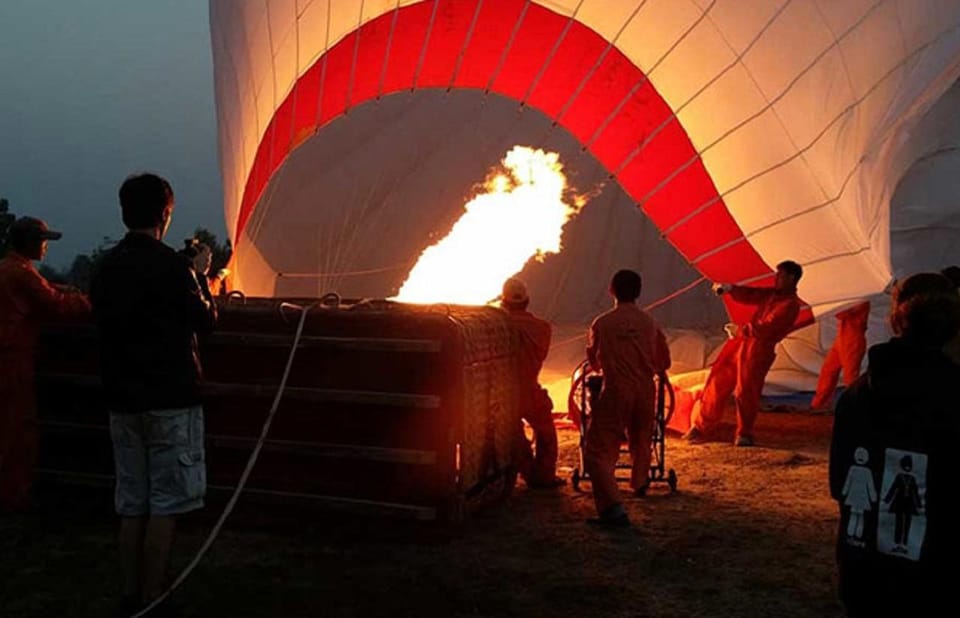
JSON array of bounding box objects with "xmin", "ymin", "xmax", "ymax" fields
[
  {"xmin": 571, "ymin": 468, "xmax": 581, "ymax": 491},
  {"xmin": 667, "ymin": 469, "xmax": 678, "ymax": 492}
]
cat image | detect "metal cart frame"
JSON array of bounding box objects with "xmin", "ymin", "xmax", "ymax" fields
[{"xmin": 568, "ymin": 360, "xmax": 677, "ymax": 493}]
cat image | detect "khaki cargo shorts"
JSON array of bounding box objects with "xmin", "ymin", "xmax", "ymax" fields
[{"xmin": 109, "ymin": 406, "xmax": 206, "ymax": 516}]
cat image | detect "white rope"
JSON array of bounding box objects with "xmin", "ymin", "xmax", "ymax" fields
[
  {"xmin": 547, "ymin": 276, "xmax": 709, "ymax": 351},
  {"xmin": 131, "ymin": 302, "xmax": 314, "ymax": 618}
]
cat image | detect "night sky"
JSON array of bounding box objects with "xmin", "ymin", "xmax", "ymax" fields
[{"xmin": 0, "ymin": 0, "xmax": 225, "ymax": 268}]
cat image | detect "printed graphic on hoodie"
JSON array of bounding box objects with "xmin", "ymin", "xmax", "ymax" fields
[
  {"xmin": 877, "ymin": 448, "xmax": 927, "ymax": 561},
  {"xmin": 841, "ymin": 447, "xmax": 877, "ymax": 545}
]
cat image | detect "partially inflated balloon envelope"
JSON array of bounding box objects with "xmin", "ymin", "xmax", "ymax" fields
[{"xmin": 209, "ymin": 0, "xmax": 960, "ymax": 394}]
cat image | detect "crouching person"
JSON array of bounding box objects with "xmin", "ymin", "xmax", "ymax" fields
[
  {"xmin": 584, "ymin": 270, "xmax": 670, "ymax": 527},
  {"xmin": 90, "ymin": 173, "xmax": 217, "ymax": 614},
  {"xmin": 500, "ymin": 278, "xmax": 564, "ymax": 489}
]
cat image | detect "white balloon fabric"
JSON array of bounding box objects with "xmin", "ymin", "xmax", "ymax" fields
[{"xmin": 209, "ymin": 0, "xmax": 960, "ymax": 329}]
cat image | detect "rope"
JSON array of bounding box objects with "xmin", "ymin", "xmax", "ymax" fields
[
  {"xmin": 376, "ymin": 1, "xmax": 403, "ymax": 100},
  {"xmin": 277, "ymin": 261, "xmax": 413, "ymax": 278},
  {"xmin": 344, "ymin": 0, "xmax": 366, "ymax": 113},
  {"xmin": 583, "ymin": 0, "xmax": 718, "ymax": 149},
  {"xmin": 643, "ymin": 276, "xmax": 707, "ymax": 312},
  {"xmin": 411, "ymin": 0, "xmax": 441, "ymax": 91},
  {"xmin": 517, "ymin": 0, "xmax": 573, "ymax": 105},
  {"xmin": 485, "ymin": 0, "xmax": 535, "ymax": 95},
  {"xmin": 130, "ymin": 273, "xmax": 708, "ymax": 613},
  {"xmin": 552, "ymin": 0, "xmax": 649, "ymax": 125},
  {"xmin": 446, "ymin": 0, "xmax": 485, "ymax": 91},
  {"xmin": 547, "ymin": 276, "xmax": 709, "ymax": 350},
  {"xmin": 132, "ymin": 302, "xmax": 314, "ymax": 618}
]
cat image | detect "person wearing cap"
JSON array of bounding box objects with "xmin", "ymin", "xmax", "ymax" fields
[
  {"xmin": 584, "ymin": 270, "xmax": 671, "ymax": 527},
  {"xmin": 500, "ymin": 278, "xmax": 564, "ymax": 489},
  {"xmin": 0, "ymin": 217, "xmax": 90, "ymax": 512},
  {"xmin": 90, "ymin": 173, "xmax": 217, "ymax": 614}
]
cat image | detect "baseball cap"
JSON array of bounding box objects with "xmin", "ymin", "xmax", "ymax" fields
[
  {"xmin": 501, "ymin": 277, "xmax": 529, "ymax": 305},
  {"xmin": 11, "ymin": 217, "xmax": 63, "ymax": 241}
]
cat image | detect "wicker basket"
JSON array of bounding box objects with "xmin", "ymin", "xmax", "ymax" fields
[{"xmin": 34, "ymin": 297, "xmax": 522, "ymax": 522}]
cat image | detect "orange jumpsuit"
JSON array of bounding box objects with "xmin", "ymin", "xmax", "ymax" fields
[
  {"xmin": 506, "ymin": 308, "xmax": 558, "ymax": 486},
  {"xmin": 0, "ymin": 253, "xmax": 90, "ymax": 510},
  {"xmin": 692, "ymin": 285, "xmax": 800, "ymax": 440},
  {"xmin": 584, "ymin": 303, "xmax": 670, "ymax": 513},
  {"xmin": 811, "ymin": 301, "xmax": 870, "ymax": 410}
]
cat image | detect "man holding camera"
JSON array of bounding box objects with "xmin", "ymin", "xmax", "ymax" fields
[{"xmin": 90, "ymin": 173, "xmax": 217, "ymax": 614}]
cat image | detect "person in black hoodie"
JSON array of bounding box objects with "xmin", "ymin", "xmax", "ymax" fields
[{"xmin": 830, "ymin": 272, "xmax": 960, "ymax": 616}]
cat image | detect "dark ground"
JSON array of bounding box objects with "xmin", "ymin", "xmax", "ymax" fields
[{"xmin": 0, "ymin": 411, "xmax": 842, "ymax": 618}]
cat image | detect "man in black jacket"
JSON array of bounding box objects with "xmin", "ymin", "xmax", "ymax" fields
[
  {"xmin": 830, "ymin": 273, "xmax": 960, "ymax": 616},
  {"xmin": 90, "ymin": 173, "xmax": 217, "ymax": 614}
]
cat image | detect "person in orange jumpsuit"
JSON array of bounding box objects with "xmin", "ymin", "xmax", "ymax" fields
[
  {"xmin": 500, "ymin": 278, "xmax": 564, "ymax": 489},
  {"xmin": 584, "ymin": 269, "xmax": 671, "ymax": 527},
  {"xmin": 684, "ymin": 260, "xmax": 803, "ymax": 447},
  {"xmin": 0, "ymin": 217, "xmax": 90, "ymax": 511},
  {"xmin": 810, "ymin": 301, "xmax": 870, "ymax": 411}
]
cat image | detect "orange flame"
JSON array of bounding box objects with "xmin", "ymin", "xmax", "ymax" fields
[{"xmin": 394, "ymin": 146, "xmax": 585, "ymax": 304}]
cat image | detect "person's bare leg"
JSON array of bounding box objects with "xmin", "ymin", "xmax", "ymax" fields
[
  {"xmin": 142, "ymin": 515, "xmax": 176, "ymax": 603},
  {"xmin": 119, "ymin": 516, "xmax": 146, "ymax": 601}
]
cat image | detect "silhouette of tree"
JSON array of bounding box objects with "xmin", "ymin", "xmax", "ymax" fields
[
  {"xmin": 38, "ymin": 263, "xmax": 67, "ymax": 284},
  {"xmin": 60, "ymin": 236, "xmax": 117, "ymax": 291},
  {"xmin": 66, "ymin": 254, "xmax": 95, "ymax": 291},
  {"xmin": 0, "ymin": 197, "xmax": 15, "ymax": 257},
  {"xmin": 191, "ymin": 227, "xmax": 232, "ymax": 274}
]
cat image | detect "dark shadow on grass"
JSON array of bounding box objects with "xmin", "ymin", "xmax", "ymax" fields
[{"xmin": 2, "ymin": 440, "xmax": 842, "ymax": 618}]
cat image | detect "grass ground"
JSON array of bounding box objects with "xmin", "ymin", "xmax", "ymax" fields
[{"xmin": 0, "ymin": 411, "xmax": 842, "ymax": 617}]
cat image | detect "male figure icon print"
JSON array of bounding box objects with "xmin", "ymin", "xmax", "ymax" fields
[{"xmin": 878, "ymin": 449, "xmax": 928, "ymax": 561}]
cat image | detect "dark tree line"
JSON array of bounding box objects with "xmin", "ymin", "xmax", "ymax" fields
[
  {"xmin": 0, "ymin": 198, "xmax": 14, "ymax": 257},
  {"xmin": 0, "ymin": 197, "xmax": 230, "ymax": 291}
]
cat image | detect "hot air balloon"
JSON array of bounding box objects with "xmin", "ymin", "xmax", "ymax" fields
[{"xmin": 208, "ymin": 0, "xmax": 960, "ymax": 401}]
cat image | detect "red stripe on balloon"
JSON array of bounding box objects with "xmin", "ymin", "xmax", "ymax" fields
[
  {"xmin": 318, "ymin": 34, "xmax": 354, "ymax": 126},
  {"xmin": 526, "ymin": 21, "xmax": 606, "ymax": 119},
  {"xmin": 489, "ymin": 3, "xmax": 568, "ymax": 100},
  {"xmin": 352, "ymin": 16, "xmax": 394, "ymax": 104},
  {"xmin": 381, "ymin": 1, "xmax": 433, "ymax": 94},
  {"xmin": 453, "ymin": 0, "xmax": 526, "ymax": 89},
  {"xmin": 292, "ymin": 61, "xmax": 322, "ymax": 148},
  {"xmin": 417, "ymin": 0, "xmax": 479, "ymax": 88},
  {"xmin": 233, "ymin": 0, "xmax": 801, "ymax": 325}
]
